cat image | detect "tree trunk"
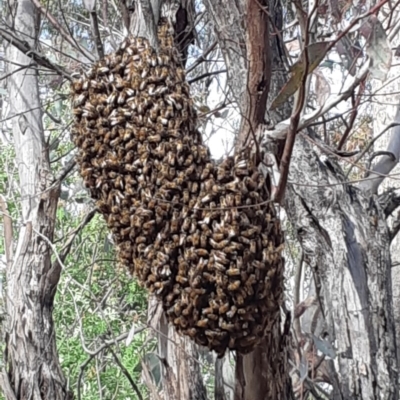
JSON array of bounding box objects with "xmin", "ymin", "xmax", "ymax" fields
[
  {"xmin": 369, "ymin": 5, "xmax": 400, "ymax": 366},
  {"xmin": 285, "ymin": 137, "xmax": 398, "ymax": 399},
  {"xmin": 146, "ymin": 298, "xmax": 207, "ymax": 400},
  {"xmin": 203, "ymin": 1, "xmax": 291, "ymax": 399},
  {"xmin": 0, "ymin": 1, "xmax": 71, "ymax": 399},
  {"xmin": 204, "ymin": 0, "xmax": 399, "ymax": 399}
]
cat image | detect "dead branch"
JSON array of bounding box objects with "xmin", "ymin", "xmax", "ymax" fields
[{"xmin": 0, "ymin": 27, "xmax": 71, "ymax": 79}]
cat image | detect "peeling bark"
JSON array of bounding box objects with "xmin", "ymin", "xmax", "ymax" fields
[
  {"xmin": 1, "ymin": 1, "xmax": 72, "ymax": 399},
  {"xmin": 204, "ymin": 0, "xmax": 399, "ymax": 398},
  {"xmin": 284, "ymin": 138, "xmax": 398, "ymax": 399},
  {"xmin": 147, "ymin": 299, "xmax": 207, "ymax": 400}
]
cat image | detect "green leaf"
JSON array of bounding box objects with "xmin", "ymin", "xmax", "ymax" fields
[{"xmin": 270, "ymin": 42, "xmax": 332, "ymax": 110}]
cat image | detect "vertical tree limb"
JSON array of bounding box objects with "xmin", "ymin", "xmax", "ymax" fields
[{"xmin": 1, "ymin": 0, "xmax": 72, "ymax": 398}]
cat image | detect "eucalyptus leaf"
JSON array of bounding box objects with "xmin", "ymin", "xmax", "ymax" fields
[
  {"xmin": 312, "ymin": 334, "xmax": 337, "ymax": 359},
  {"xmin": 366, "ymin": 16, "xmax": 392, "ymax": 82},
  {"xmin": 299, "ymin": 353, "xmax": 308, "ymax": 382},
  {"xmin": 270, "ymin": 42, "xmax": 332, "ymax": 110}
]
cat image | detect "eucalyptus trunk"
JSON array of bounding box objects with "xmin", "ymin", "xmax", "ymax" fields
[
  {"xmin": 0, "ymin": 1, "xmax": 71, "ymax": 399},
  {"xmin": 203, "ymin": 0, "xmax": 399, "ymax": 399}
]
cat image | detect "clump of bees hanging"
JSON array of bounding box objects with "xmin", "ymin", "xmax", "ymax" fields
[{"xmin": 70, "ymin": 18, "xmax": 284, "ymax": 356}]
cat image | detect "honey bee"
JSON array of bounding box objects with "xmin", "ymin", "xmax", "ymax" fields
[
  {"xmin": 176, "ymin": 67, "xmax": 185, "ymax": 82},
  {"xmin": 110, "ymin": 115, "xmax": 126, "ymax": 127},
  {"xmin": 174, "ymin": 317, "xmax": 188, "ymax": 329},
  {"xmin": 106, "ymin": 92, "xmax": 117, "ymax": 105},
  {"xmin": 218, "ymin": 302, "xmax": 230, "ymax": 315},
  {"xmin": 190, "ymin": 274, "xmax": 202, "ymax": 288},
  {"xmin": 200, "ymin": 163, "xmax": 213, "ymax": 180},
  {"xmin": 219, "ymin": 320, "xmax": 235, "ymax": 332},
  {"xmin": 199, "ymin": 233, "xmax": 208, "ymax": 248},
  {"xmin": 191, "ymin": 182, "xmax": 199, "ymax": 194},
  {"xmin": 210, "ymin": 239, "xmax": 229, "ymax": 250},
  {"xmin": 196, "ymin": 318, "xmax": 209, "ymax": 328},
  {"xmin": 226, "ymin": 306, "xmax": 237, "ymax": 319},
  {"xmin": 224, "ymin": 242, "xmax": 242, "ymax": 254},
  {"xmin": 249, "ymin": 240, "xmax": 257, "ymax": 254},
  {"xmin": 114, "ymin": 175, "xmax": 124, "ymax": 190},
  {"xmin": 186, "ymin": 328, "xmax": 197, "ymax": 338},
  {"xmin": 190, "ymin": 231, "xmax": 200, "ymax": 247},
  {"xmin": 181, "ymin": 304, "xmax": 194, "ymax": 317},
  {"xmin": 170, "ymin": 211, "xmax": 180, "ymax": 232},
  {"xmin": 194, "ymin": 248, "xmax": 207, "ymax": 258},
  {"xmin": 236, "ymin": 293, "xmax": 245, "ymax": 305},
  {"xmin": 227, "ymin": 280, "xmax": 241, "ymax": 291},
  {"xmin": 213, "ymin": 250, "xmax": 229, "ymax": 265},
  {"xmin": 226, "ymin": 268, "xmax": 240, "ymax": 276},
  {"xmin": 74, "ymin": 88, "xmax": 90, "ymax": 107},
  {"xmin": 215, "ymin": 273, "xmax": 228, "ymax": 286},
  {"xmin": 202, "ymin": 272, "xmax": 215, "ymax": 283}
]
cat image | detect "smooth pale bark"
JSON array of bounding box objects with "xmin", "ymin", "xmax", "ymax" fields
[
  {"xmin": 0, "ymin": 1, "xmax": 70, "ymax": 399},
  {"xmin": 147, "ymin": 298, "xmax": 207, "ymax": 400}
]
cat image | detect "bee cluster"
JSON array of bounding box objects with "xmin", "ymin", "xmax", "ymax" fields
[{"xmin": 71, "ymin": 20, "xmax": 284, "ymax": 356}]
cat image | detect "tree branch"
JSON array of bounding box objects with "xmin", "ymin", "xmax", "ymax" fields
[
  {"xmin": 0, "ymin": 27, "xmax": 71, "ymax": 79},
  {"xmin": 358, "ymin": 101, "xmax": 400, "ymax": 193},
  {"xmin": 109, "ymin": 348, "xmax": 144, "ymax": 400},
  {"xmin": 186, "ymin": 39, "xmax": 217, "ymax": 74},
  {"xmin": 31, "ymin": 0, "xmax": 95, "ymax": 62},
  {"xmin": 89, "ymin": 10, "xmax": 104, "ymax": 59},
  {"xmin": 261, "ymin": 60, "xmax": 371, "ymax": 141},
  {"xmin": 130, "ymin": 0, "xmax": 158, "ymax": 49}
]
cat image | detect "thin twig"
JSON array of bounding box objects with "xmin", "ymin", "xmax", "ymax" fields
[
  {"xmin": 337, "ymin": 81, "xmax": 366, "ymax": 150},
  {"xmin": 274, "ymin": 1, "xmax": 316, "ymax": 203},
  {"xmin": 109, "ymin": 348, "xmax": 144, "ymax": 400},
  {"xmin": 31, "ymin": 0, "xmax": 95, "ymax": 62},
  {"xmin": 89, "ymin": 10, "xmax": 105, "ymax": 59},
  {"xmin": 0, "ymin": 28, "xmax": 71, "ymax": 79},
  {"xmin": 77, "ymin": 329, "xmax": 146, "ymax": 400},
  {"xmin": 188, "ymin": 69, "xmax": 227, "ymax": 84},
  {"xmin": 186, "ymin": 39, "xmax": 218, "ymax": 74}
]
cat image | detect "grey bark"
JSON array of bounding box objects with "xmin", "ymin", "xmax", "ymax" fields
[
  {"xmin": 284, "ymin": 138, "xmax": 398, "ymax": 398},
  {"xmin": 358, "ymin": 104, "xmax": 400, "ymax": 194},
  {"xmin": 204, "ymin": 0, "xmax": 399, "ymax": 398},
  {"xmin": 202, "ymin": 0, "xmax": 247, "ymax": 112},
  {"xmin": 0, "ymin": 1, "xmax": 71, "ymax": 399},
  {"xmin": 146, "ymin": 298, "xmax": 207, "ymax": 400},
  {"xmin": 130, "ymin": 0, "xmax": 159, "ymax": 48}
]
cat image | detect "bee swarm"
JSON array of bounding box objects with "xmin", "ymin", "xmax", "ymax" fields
[{"xmin": 71, "ymin": 20, "xmax": 284, "ymax": 357}]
